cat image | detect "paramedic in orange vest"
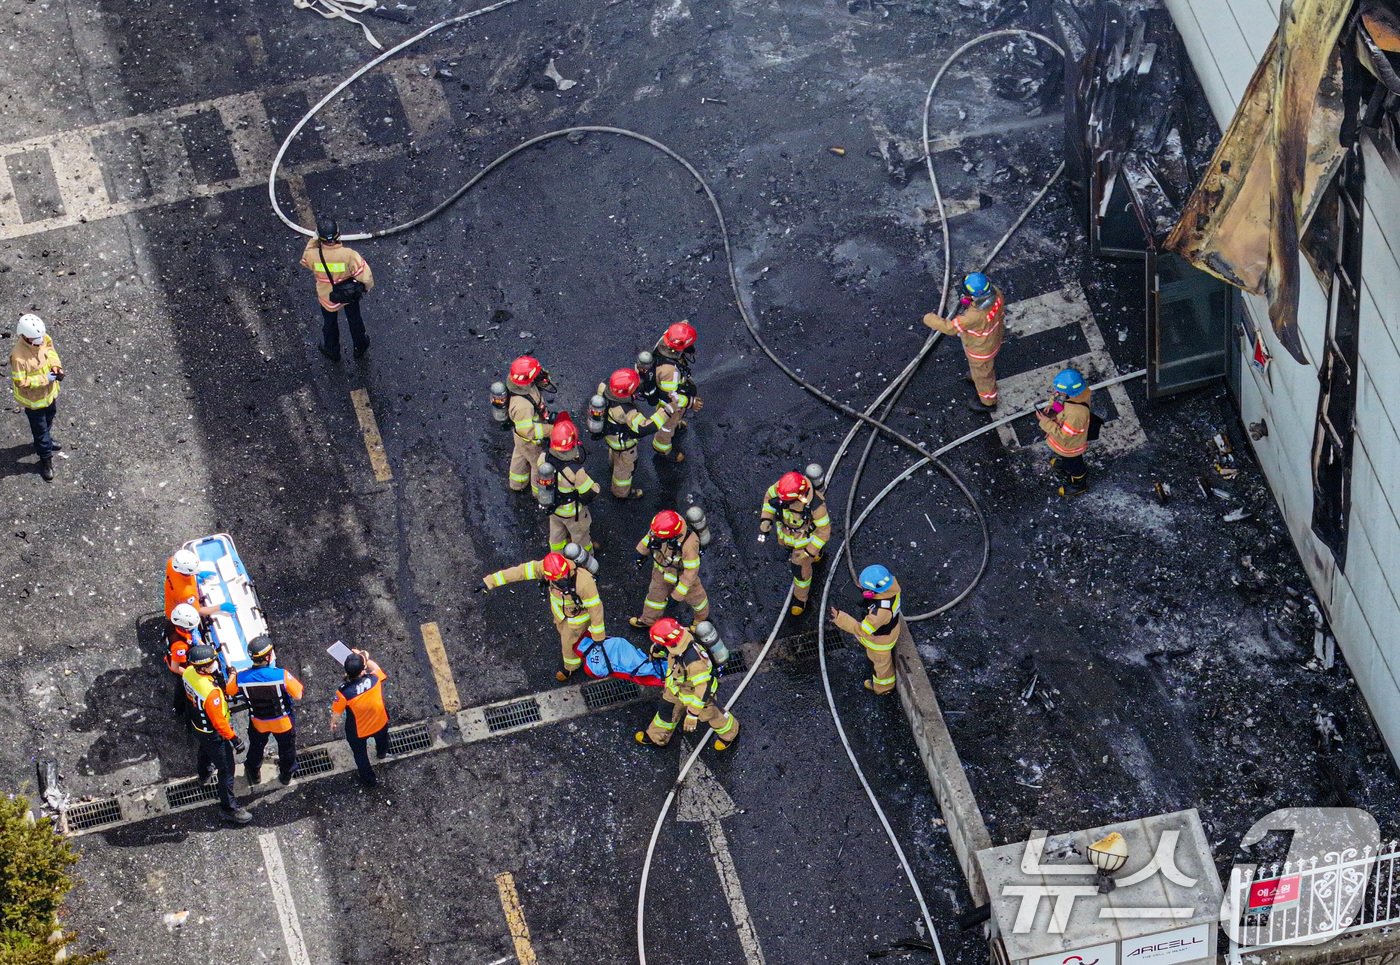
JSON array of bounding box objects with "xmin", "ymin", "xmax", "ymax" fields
[
  {"xmin": 226, "ymin": 638, "xmax": 304, "ymax": 787},
  {"xmin": 182, "ymin": 644, "xmax": 252, "ymax": 824},
  {"xmin": 300, "ymin": 219, "xmax": 373, "ymax": 361},
  {"xmin": 330, "ymin": 649, "xmax": 391, "ymax": 788},
  {"xmin": 164, "ymin": 548, "xmax": 234, "ymax": 674},
  {"xmin": 1037, "ymin": 367, "xmax": 1093, "ymax": 497},
  {"xmin": 922, "ymin": 272, "xmax": 1005, "ymax": 414}
]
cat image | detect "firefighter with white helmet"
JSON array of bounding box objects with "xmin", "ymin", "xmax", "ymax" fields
[
  {"xmin": 828, "ymin": 564, "xmax": 903, "ymax": 695},
  {"xmin": 503, "ymin": 355, "xmax": 555, "ymax": 495},
  {"xmin": 635, "ymin": 618, "xmax": 740, "ymax": 752},
  {"xmin": 481, "ymin": 552, "xmax": 605, "ymax": 682},
  {"xmin": 758, "ymin": 470, "xmax": 831, "ymax": 617},
  {"xmin": 922, "ymin": 272, "xmax": 1005, "ymax": 414},
  {"xmin": 9, "ymin": 313, "xmax": 64, "ymax": 481},
  {"xmin": 629, "ymin": 510, "xmax": 710, "ymax": 629}
]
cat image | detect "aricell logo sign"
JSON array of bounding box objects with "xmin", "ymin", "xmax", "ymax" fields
[{"xmin": 1121, "ymin": 925, "xmax": 1210, "ymax": 965}]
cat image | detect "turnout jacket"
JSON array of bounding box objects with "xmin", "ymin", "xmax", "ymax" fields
[
  {"xmin": 922, "ymin": 286, "xmax": 1005, "ymax": 361},
  {"xmin": 636, "ymin": 530, "xmax": 703, "ymax": 594},
  {"xmin": 507, "ymin": 385, "xmax": 551, "ymax": 446},
  {"xmin": 9, "ymin": 335, "xmax": 61, "ymax": 410},
  {"xmin": 831, "ymin": 578, "xmax": 903, "ymax": 652},
  {"xmin": 483, "ymin": 560, "xmax": 606, "ymax": 639},
  {"xmin": 538, "ymin": 450, "xmax": 597, "ymax": 518},
  {"xmin": 662, "ymin": 629, "xmax": 718, "ymax": 714},
  {"xmin": 1037, "ymin": 388, "xmax": 1093, "ymax": 457},
  {"xmin": 759, "ymin": 487, "xmax": 831, "ymax": 554}
]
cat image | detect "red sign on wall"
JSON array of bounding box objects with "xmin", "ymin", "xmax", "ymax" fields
[{"xmin": 1247, "ymin": 875, "xmax": 1302, "ymax": 911}]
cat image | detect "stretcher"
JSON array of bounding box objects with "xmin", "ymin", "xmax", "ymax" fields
[
  {"xmin": 180, "ymin": 533, "xmax": 268, "ymax": 674},
  {"xmin": 576, "ymin": 636, "xmax": 666, "ymax": 687}
]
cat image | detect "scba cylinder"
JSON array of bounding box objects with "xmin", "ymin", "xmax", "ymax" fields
[
  {"xmin": 694, "ymin": 621, "xmax": 730, "ymax": 665},
  {"xmin": 564, "ymin": 542, "xmax": 599, "ymax": 575},
  {"xmin": 684, "ymin": 505, "xmax": 711, "ymax": 548}
]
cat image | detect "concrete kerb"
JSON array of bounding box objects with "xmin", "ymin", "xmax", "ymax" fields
[{"xmin": 894, "ymin": 623, "xmax": 993, "ymax": 905}]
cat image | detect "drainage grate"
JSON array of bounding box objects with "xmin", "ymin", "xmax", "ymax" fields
[
  {"xmin": 484, "ymin": 698, "xmax": 543, "ymax": 733},
  {"xmin": 582, "ymin": 678, "xmax": 641, "ymax": 710},
  {"xmin": 65, "ymin": 797, "xmax": 122, "ymax": 832},
  {"xmin": 164, "ymin": 778, "xmax": 219, "ymax": 809},
  {"xmin": 294, "ymin": 747, "xmax": 334, "ymax": 777},
  {"xmin": 788, "ymin": 630, "xmax": 848, "ymax": 660},
  {"xmin": 722, "ymin": 651, "xmax": 748, "ymax": 674},
  {"xmin": 388, "ymin": 722, "xmax": 433, "ymax": 755}
]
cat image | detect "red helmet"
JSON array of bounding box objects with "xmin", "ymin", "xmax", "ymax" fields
[
  {"xmin": 549, "ymin": 416, "xmax": 578, "ymax": 452},
  {"xmin": 649, "ymin": 617, "xmax": 685, "ymax": 648},
  {"xmin": 662, "ymin": 321, "xmax": 697, "ymax": 352},
  {"xmin": 608, "ymin": 368, "xmax": 641, "ymax": 399},
  {"xmin": 650, "ymin": 510, "xmax": 685, "ymax": 540},
  {"xmin": 541, "ymin": 552, "xmax": 573, "ymax": 581},
  {"xmin": 775, "ymin": 471, "xmax": 811, "ymax": 501},
  {"xmin": 509, "ymin": 356, "xmax": 542, "ymax": 386}
]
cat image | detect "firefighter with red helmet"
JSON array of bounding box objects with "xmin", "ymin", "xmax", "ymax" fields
[
  {"xmin": 597, "ymin": 367, "xmax": 670, "ymax": 500},
  {"xmin": 538, "ymin": 415, "xmax": 598, "ymax": 553},
  {"xmin": 629, "ymin": 509, "xmax": 710, "ymax": 629},
  {"xmin": 759, "ymin": 470, "xmax": 831, "ymax": 617},
  {"xmin": 481, "ymin": 551, "xmax": 604, "ymax": 682},
  {"xmin": 635, "ymin": 618, "xmax": 740, "ymax": 752},
  {"xmin": 923, "ymin": 272, "xmax": 1005, "ymax": 414},
  {"xmin": 645, "ymin": 321, "xmax": 701, "ymax": 464},
  {"xmin": 505, "ymin": 355, "xmax": 555, "ymax": 494}
]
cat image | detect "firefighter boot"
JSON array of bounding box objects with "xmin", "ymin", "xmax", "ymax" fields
[
  {"xmin": 39, "ymin": 456, "xmax": 54, "ymax": 482},
  {"xmin": 1058, "ymin": 473, "xmax": 1088, "ymax": 498},
  {"xmin": 964, "ymin": 398, "xmax": 997, "ymax": 415}
]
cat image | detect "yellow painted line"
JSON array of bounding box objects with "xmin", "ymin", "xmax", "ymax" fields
[
  {"xmin": 420, "ymin": 622, "xmax": 461, "ymax": 713},
  {"xmin": 494, "ymin": 871, "xmax": 537, "ymax": 965},
  {"xmin": 349, "ymin": 388, "xmax": 393, "ymax": 482}
]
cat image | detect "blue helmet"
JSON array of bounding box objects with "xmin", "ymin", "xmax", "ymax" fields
[
  {"xmin": 962, "ymin": 272, "xmax": 991, "ymax": 298},
  {"xmin": 1052, "ymin": 368, "xmax": 1086, "ymax": 396},
  {"xmin": 858, "ymin": 564, "xmax": 894, "ymax": 593}
]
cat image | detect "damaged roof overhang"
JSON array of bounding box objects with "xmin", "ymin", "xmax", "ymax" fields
[{"xmin": 1165, "ymin": 0, "xmax": 1355, "ymax": 364}]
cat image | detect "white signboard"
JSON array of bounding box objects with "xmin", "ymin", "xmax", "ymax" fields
[
  {"xmin": 1120, "ymin": 924, "xmax": 1211, "ymax": 965},
  {"xmin": 1029, "ymin": 941, "xmax": 1119, "ymax": 965}
]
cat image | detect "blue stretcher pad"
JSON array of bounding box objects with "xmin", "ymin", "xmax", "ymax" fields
[
  {"xmin": 577, "ymin": 636, "xmax": 666, "ymax": 687},
  {"xmin": 181, "ymin": 533, "xmax": 267, "ymax": 673}
]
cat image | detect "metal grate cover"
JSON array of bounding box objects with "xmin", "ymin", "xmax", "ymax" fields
[
  {"xmin": 722, "ymin": 651, "xmax": 748, "ymax": 674},
  {"xmin": 388, "ymin": 722, "xmax": 432, "ymax": 755},
  {"xmin": 294, "ymin": 747, "xmax": 334, "ymax": 777},
  {"xmin": 582, "ymin": 678, "xmax": 641, "ymax": 709},
  {"xmin": 484, "ymin": 698, "xmax": 542, "ymax": 733},
  {"xmin": 65, "ymin": 798, "xmax": 122, "ymax": 831},
  {"xmin": 164, "ymin": 778, "xmax": 219, "ymax": 809}
]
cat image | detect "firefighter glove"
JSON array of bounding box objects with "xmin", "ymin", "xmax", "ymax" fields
[
  {"xmin": 683, "ymin": 715, "xmax": 699, "ymax": 733},
  {"xmin": 635, "ymin": 554, "xmax": 649, "ymax": 568}
]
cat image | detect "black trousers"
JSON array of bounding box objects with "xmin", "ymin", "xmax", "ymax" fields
[
  {"xmin": 194, "ymin": 730, "xmax": 239, "ymax": 810},
  {"xmin": 346, "ymin": 724, "xmax": 389, "ymax": 787},
  {"xmin": 1055, "ymin": 454, "xmax": 1087, "ymax": 477},
  {"xmin": 320, "ymin": 302, "xmax": 368, "ymax": 353},
  {"xmin": 24, "ymin": 402, "xmax": 56, "ymax": 457},
  {"xmin": 246, "ymin": 725, "xmax": 297, "ymax": 780}
]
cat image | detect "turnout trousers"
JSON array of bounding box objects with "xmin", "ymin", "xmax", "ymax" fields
[
  {"xmin": 547, "ymin": 509, "xmax": 593, "ymax": 553},
  {"xmin": 637, "ymin": 566, "xmax": 710, "ymax": 626},
  {"xmin": 608, "ymin": 446, "xmax": 639, "ymax": 497},
  {"xmin": 509, "ymin": 437, "xmax": 543, "ymax": 494},
  {"xmin": 644, "ymin": 687, "xmax": 739, "ymax": 746}
]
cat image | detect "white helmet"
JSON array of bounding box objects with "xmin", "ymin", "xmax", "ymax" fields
[
  {"xmin": 169, "ymin": 548, "xmax": 200, "ymax": 576},
  {"xmin": 15, "ymin": 314, "xmax": 45, "ymax": 344},
  {"xmin": 170, "ymin": 603, "xmax": 200, "ymax": 630}
]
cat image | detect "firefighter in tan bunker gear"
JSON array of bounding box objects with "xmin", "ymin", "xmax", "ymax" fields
[
  {"xmin": 482, "ymin": 552, "xmax": 604, "ymax": 682},
  {"xmin": 629, "ymin": 510, "xmax": 710, "ymax": 629},
  {"xmin": 598, "ymin": 368, "xmax": 668, "ymax": 500},
  {"xmin": 647, "ymin": 321, "xmax": 701, "ymax": 464},
  {"xmin": 635, "ymin": 618, "xmax": 740, "ymax": 752},
  {"xmin": 1038, "ymin": 367, "xmax": 1094, "ymax": 497},
  {"xmin": 758, "ymin": 470, "xmax": 831, "ymax": 617},
  {"xmin": 538, "ymin": 416, "xmax": 597, "ymax": 553},
  {"xmin": 922, "ymin": 272, "xmax": 1004, "ymax": 414},
  {"xmin": 505, "ymin": 355, "xmax": 554, "ymax": 495},
  {"xmin": 828, "ymin": 565, "xmax": 903, "ymax": 695}
]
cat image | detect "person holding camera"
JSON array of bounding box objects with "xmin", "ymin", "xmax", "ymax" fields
[
  {"xmin": 9, "ymin": 313, "xmax": 64, "ymax": 481},
  {"xmin": 300, "ymin": 219, "xmax": 373, "ymax": 361}
]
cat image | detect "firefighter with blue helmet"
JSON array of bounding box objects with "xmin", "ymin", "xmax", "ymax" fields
[
  {"xmin": 828, "ymin": 564, "xmax": 903, "ymax": 694},
  {"xmin": 1037, "ymin": 367, "xmax": 1093, "ymax": 496},
  {"xmin": 923, "ymin": 272, "xmax": 1005, "ymax": 414}
]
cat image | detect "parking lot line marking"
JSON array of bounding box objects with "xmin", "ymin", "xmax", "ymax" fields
[
  {"xmin": 494, "ymin": 871, "xmax": 538, "ymax": 965},
  {"xmin": 420, "ymin": 622, "xmax": 462, "ymax": 713},
  {"xmin": 349, "ymin": 388, "xmax": 393, "ymax": 483},
  {"xmin": 259, "ymin": 831, "xmax": 312, "ymax": 965}
]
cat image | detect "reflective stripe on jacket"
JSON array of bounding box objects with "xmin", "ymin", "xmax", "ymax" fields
[
  {"xmin": 637, "ymin": 531, "xmax": 702, "ymax": 592},
  {"xmin": 507, "ymin": 388, "xmax": 550, "ymax": 445},
  {"xmin": 832, "ymin": 580, "xmax": 903, "ymax": 652},
  {"xmin": 183, "ymin": 666, "xmax": 236, "ymax": 738},
  {"xmin": 922, "ymin": 287, "xmax": 1004, "ymax": 361},
  {"xmin": 9, "ymin": 336, "xmax": 60, "ymax": 410},
  {"xmin": 663, "ymin": 635, "xmax": 715, "ymax": 712},
  {"xmin": 539, "ymin": 454, "xmax": 596, "ymax": 518},
  {"xmin": 300, "ymin": 238, "xmax": 374, "ymax": 310},
  {"xmin": 1038, "ymin": 392, "xmax": 1092, "ymax": 457},
  {"xmin": 759, "ymin": 486, "xmax": 831, "ymax": 552}
]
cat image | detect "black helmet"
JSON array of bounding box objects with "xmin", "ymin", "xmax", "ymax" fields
[
  {"xmin": 249, "ymin": 637, "xmax": 274, "ymax": 662},
  {"xmin": 343, "ymin": 652, "xmax": 365, "ymax": 677},
  {"xmin": 317, "ymin": 219, "xmax": 341, "ymax": 242},
  {"xmin": 188, "ymin": 644, "xmax": 218, "ymax": 668}
]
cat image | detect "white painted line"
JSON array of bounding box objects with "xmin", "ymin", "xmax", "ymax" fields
[
  {"xmin": 46, "ymin": 131, "xmax": 103, "ymax": 221},
  {"xmin": 0, "ymin": 157, "xmax": 22, "ymax": 230},
  {"xmin": 219, "ymin": 93, "xmax": 279, "ymax": 181},
  {"xmin": 388, "ymin": 64, "xmax": 454, "ymax": 145},
  {"xmin": 1004, "ymin": 286, "xmax": 1095, "ymax": 339},
  {"xmin": 259, "ymin": 831, "xmax": 312, "ymax": 965}
]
